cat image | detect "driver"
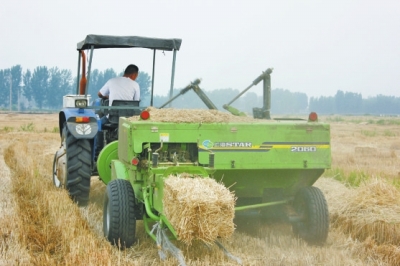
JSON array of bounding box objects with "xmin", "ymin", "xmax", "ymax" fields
[{"xmin": 98, "ymin": 64, "xmax": 140, "ymax": 125}]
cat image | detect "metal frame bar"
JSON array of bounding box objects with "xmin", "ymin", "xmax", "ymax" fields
[
  {"xmin": 263, "ymin": 73, "xmax": 271, "ymax": 119},
  {"xmin": 85, "ymin": 45, "xmax": 94, "ymax": 97},
  {"xmin": 143, "ymin": 215, "xmax": 157, "ymax": 241},
  {"xmin": 75, "ymin": 52, "xmax": 81, "ymax": 94},
  {"xmin": 150, "ymin": 49, "xmax": 156, "ymax": 106},
  {"xmin": 234, "ymin": 200, "xmax": 287, "ymax": 212},
  {"xmin": 75, "ymin": 44, "xmax": 178, "ymax": 106},
  {"xmin": 169, "ymin": 49, "xmax": 177, "ymax": 107},
  {"xmin": 143, "ymin": 189, "xmax": 160, "ymax": 221}
]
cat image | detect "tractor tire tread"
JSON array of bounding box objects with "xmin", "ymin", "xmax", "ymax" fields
[
  {"xmin": 104, "ymin": 179, "xmax": 136, "ymax": 248},
  {"xmin": 65, "ymin": 127, "xmax": 91, "ymax": 206},
  {"xmin": 293, "ymin": 186, "xmax": 329, "ymax": 245}
]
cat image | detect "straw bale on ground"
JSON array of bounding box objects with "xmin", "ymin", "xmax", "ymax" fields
[
  {"xmin": 163, "ymin": 175, "xmax": 236, "ymax": 245},
  {"xmin": 328, "ymin": 178, "xmax": 400, "ymax": 245},
  {"xmin": 128, "ymin": 107, "xmax": 268, "ymax": 123}
]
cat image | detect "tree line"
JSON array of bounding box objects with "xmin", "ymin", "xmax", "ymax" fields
[
  {"xmin": 0, "ymin": 65, "xmax": 399, "ymax": 115},
  {"xmin": 0, "ymin": 65, "xmax": 151, "ymax": 111},
  {"xmin": 309, "ymin": 91, "xmax": 400, "ymax": 115},
  {"xmin": 154, "ymin": 88, "xmax": 400, "ymax": 115}
]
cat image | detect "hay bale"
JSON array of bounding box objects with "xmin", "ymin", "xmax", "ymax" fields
[
  {"xmin": 128, "ymin": 107, "xmax": 269, "ymax": 123},
  {"xmin": 330, "ymin": 178, "xmax": 400, "ymax": 245},
  {"xmin": 163, "ymin": 175, "xmax": 236, "ymax": 245}
]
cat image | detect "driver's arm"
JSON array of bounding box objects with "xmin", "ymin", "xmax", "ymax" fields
[{"xmin": 98, "ymin": 91, "xmax": 109, "ymax": 99}]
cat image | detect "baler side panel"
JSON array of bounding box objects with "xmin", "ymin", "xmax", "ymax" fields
[{"xmin": 124, "ymin": 121, "xmax": 330, "ymax": 170}]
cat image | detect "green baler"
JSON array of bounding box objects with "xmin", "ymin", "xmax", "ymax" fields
[
  {"xmin": 98, "ymin": 113, "xmax": 331, "ymax": 249},
  {"xmin": 52, "ymin": 35, "xmax": 331, "ymax": 264}
]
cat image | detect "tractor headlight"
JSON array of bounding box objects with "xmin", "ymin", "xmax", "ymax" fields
[{"xmin": 75, "ymin": 99, "xmax": 88, "ymax": 108}]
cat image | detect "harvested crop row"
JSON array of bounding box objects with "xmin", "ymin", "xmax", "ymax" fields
[
  {"xmin": 318, "ymin": 177, "xmax": 400, "ymax": 265},
  {"xmin": 330, "ymin": 178, "xmax": 400, "ymax": 245},
  {"xmin": 3, "ymin": 137, "xmax": 114, "ymax": 265}
]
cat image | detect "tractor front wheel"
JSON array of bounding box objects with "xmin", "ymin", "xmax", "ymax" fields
[
  {"xmin": 292, "ymin": 186, "xmax": 329, "ymax": 245},
  {"xmin": 103, "ymin": 179, "xmax": 136, "ymax": 248}
]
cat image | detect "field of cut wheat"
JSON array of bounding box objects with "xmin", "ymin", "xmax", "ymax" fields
[{"xmin": 1, "ymin": 113, "xmax": 400, "ymax": 265}]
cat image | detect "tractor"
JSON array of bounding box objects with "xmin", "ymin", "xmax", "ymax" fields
[{"xmin": 52, "ymin": 35, "xmax": 181, "ymax": 206}]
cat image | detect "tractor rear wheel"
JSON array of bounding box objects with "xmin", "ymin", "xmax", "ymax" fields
[
  {"xmin": 64, "ymin": 126, "xmax": 91, "ymax": 206},
  {"xmin": 292, "ymin": 186, "xmax": 329, "ymax": 245},
  {"xmin": 103, "ymin": 179, "xmax": 136, "ymax": 248}
]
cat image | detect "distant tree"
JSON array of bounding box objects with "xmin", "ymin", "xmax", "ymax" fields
[
  {"xmin": 136, "ymin": 71, "xmax": 151, "ymax": 106},
  {"xmin": 46, "ymin": 68, "xmax": 73, "ymax": 109},
  {"xmin": 87, "ymin": 69, "xmax": 101, "ymax": 97},
  {"xmin": 271, "ymin": 88, "xmax": 308, "ymax": 114},
  {"xmin": 345, "ymin": 92, "xmax": 362, "ymax": 114},
  {"xmin": 242, "ymin": 92, "xmax": 259, "ymax": 114},
  {"xmin": 11, "ymin": 65, "xmax": 23, "ymax": 110},
  {"xmin": 363, "ymin": 94, "xmax": 400, "ymax": 114},
  {"xmin": 166, "ymin": 89, "xmax": 206, "ymax": 109},
  {"xmin": 31, "ymin": 66, "xmax": 49, "ymax": 109},
  {"xmin": 104, "ymin": 68, "xmax": 117, "ymax": 81},
  {"xmin": 208, "ymin": 88, "xmax": 241, "ymax": 110},
  {"xmin": 0, "ymin": 69, "xmax": 9, "ymax": 108},
  {"xmin": 309, "ymin": 96, "xmax": 335, "ymax": 114},
  {"xmin": 153, "ymin": 94, "xmax": 168, "ymax": 107},
  {"xmin": 334, "ymin": 90, "xmax": 345, "ymax": 113},
  {"xmin": 22, "ymin": 70, "xmax": 33, "ymax": 104},
  {"xmin": 293, "ymin": 92, "xmax": 309, "ymax": 112},
  {"xmin": 332, "ymin": 90, "xmax": 363, "ymax": 114},
  {"xmin": 0, "ymin": 66, "xmax": 23, "ymax": 110},
  {"xmin": 153, "ymin": 87, "xmax": 219, "ymax": 109}
]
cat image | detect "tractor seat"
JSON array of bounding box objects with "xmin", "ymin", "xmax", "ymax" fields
[{"xmin": 103, "ymin": 100, "xmax": 140, "ymax": 128}]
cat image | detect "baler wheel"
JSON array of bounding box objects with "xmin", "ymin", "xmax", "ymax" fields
[
  {"xmin": 64, "ymin": 126, "xmax": 91, "ymax": 206},
  {"xmin": 103, "ymin": 179, "xmax": 136, "ymax": 248},
  {"xmin": 292, "ymin": 186, "xmax": 329, "ymax": 245}
]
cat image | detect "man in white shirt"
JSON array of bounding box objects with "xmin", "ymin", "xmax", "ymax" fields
[
  {"xmin": 93, "ymin": 65, "xmax": 140, "ymax": 170},
  {"xmin": 97, "ymin": 64, "xmax": 140, "ymax": 125}
]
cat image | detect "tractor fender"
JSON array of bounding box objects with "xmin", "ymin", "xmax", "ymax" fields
[
  {"xmin": 59, "ymin": 108, "xmax": 99, "ymax": 139},
  {"xmin": 97, "ymin": 141, "xmax": 119, "ymax": 185}
]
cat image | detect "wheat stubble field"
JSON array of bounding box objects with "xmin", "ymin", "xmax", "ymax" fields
[{"xmin": 1, "ymin": 113, "xmax": 400, "ymax": 265}]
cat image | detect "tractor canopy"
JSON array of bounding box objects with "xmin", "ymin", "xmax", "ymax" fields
[{"xmin": 77, "ymin": 34, "xmax": 182, "ymax": 51}]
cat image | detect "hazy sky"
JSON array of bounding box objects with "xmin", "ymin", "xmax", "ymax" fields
[{"xmin": 1, "ymin": 0, "xmax": 399, "ymax": 98}]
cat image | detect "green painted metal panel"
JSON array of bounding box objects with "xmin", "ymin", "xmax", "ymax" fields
[
  {"xmin": 120, "ymin": 118, "xmax": 330, "ymax": 170},
  {"xmin": 152, "ymin": 175, "xmax": 165, "ymax": 213},
  {"xmin": 111, "ymin": 160, "xmax": 129, "ymax": 180},
  {"xmin": 97, "ymin": 141, "xmax": 118, "ymax": 184},
  {"xmin": 117, "ymin": 122, "xmax": 131, "ymax": 164}
]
